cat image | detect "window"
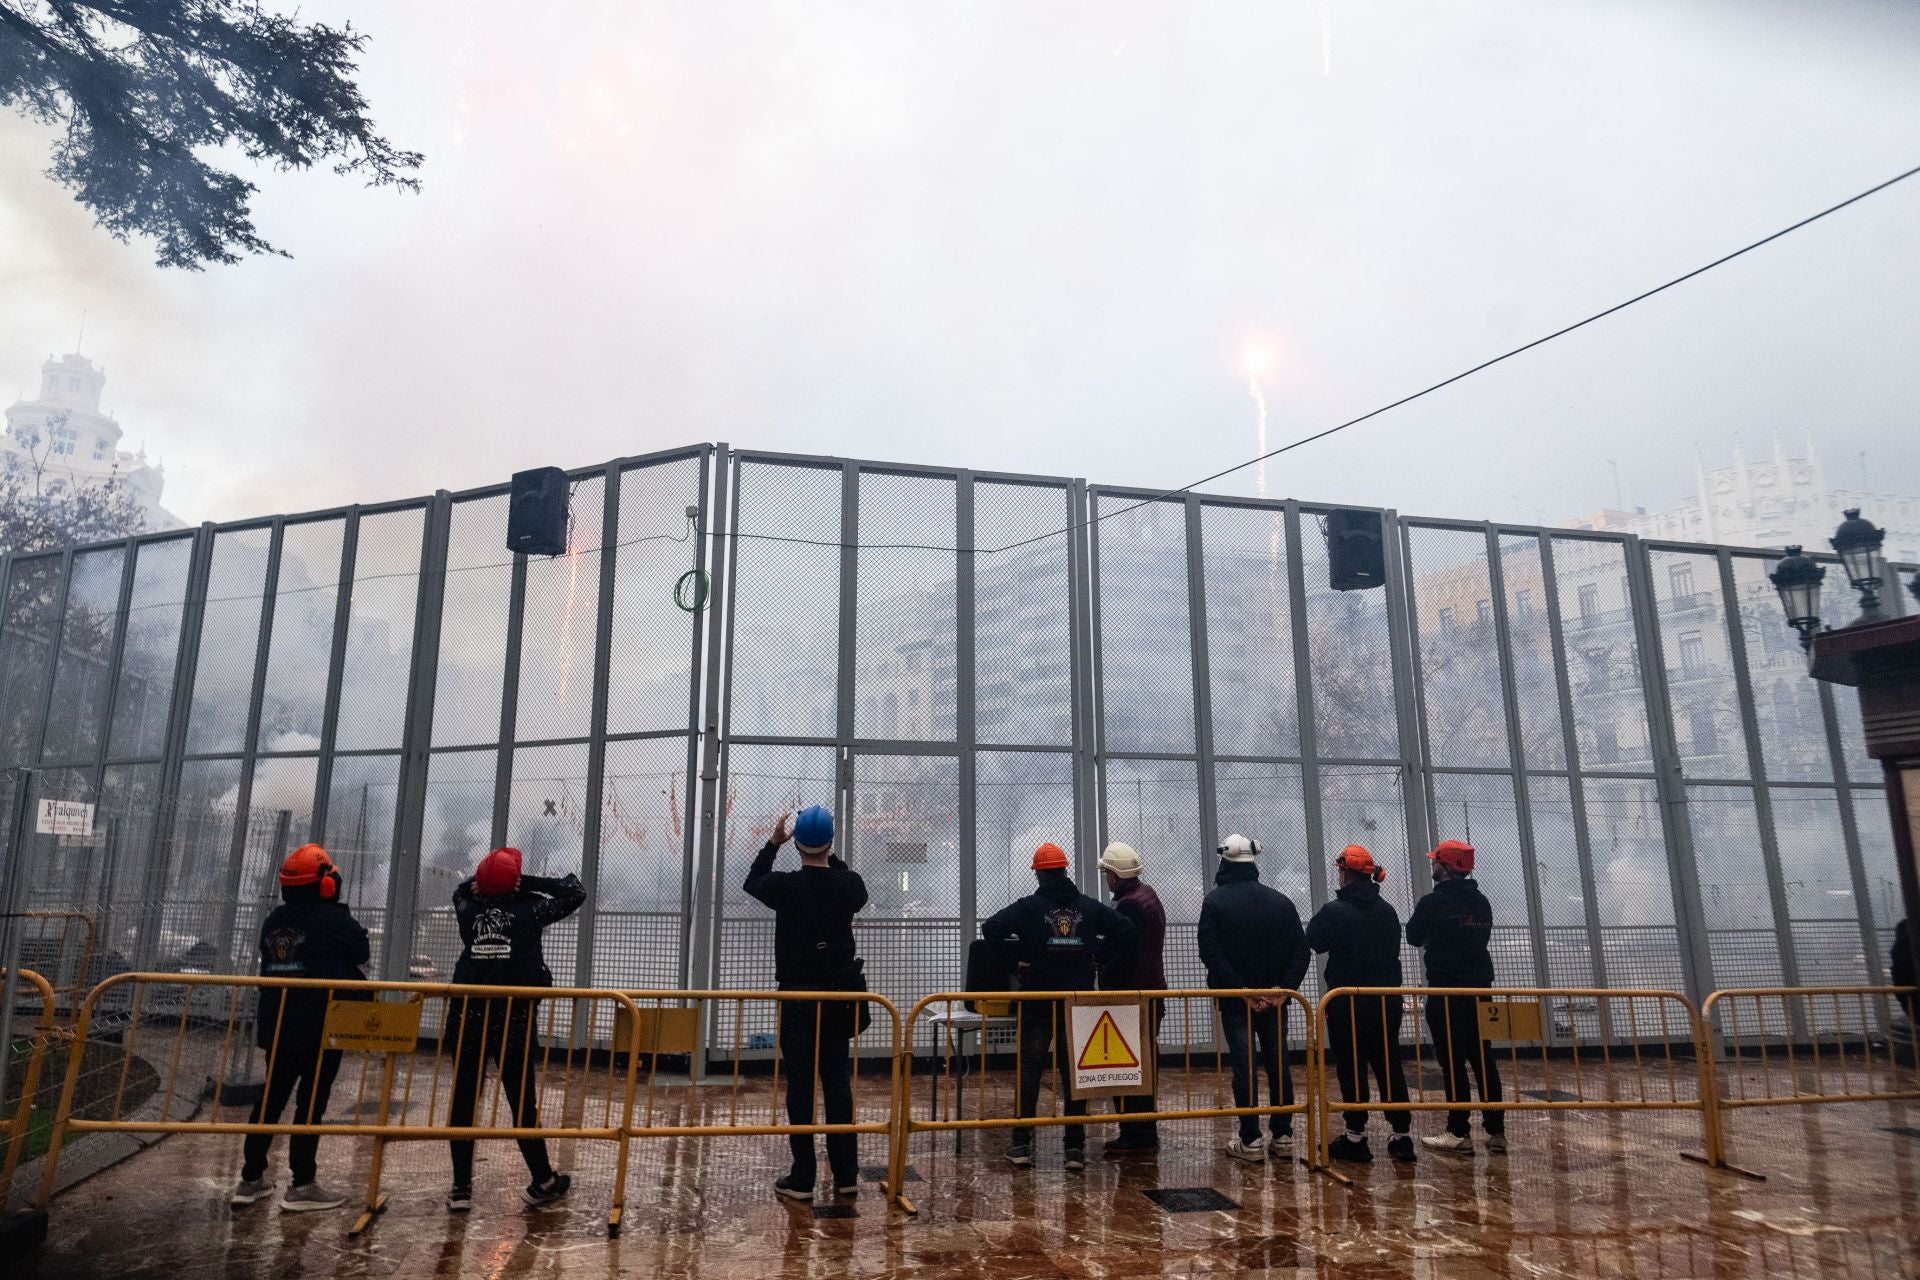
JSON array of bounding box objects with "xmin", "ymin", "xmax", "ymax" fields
[
  {"xmin": 1689, "ymin": 707, "xmax": 1719, "ymax": 756},
  {"xmin": 1678, "ymin": 631, "xmax": 1706, "ymax": 674},
  {"xmin": 1514, "ymin": 589, "xmax": 1533, "ymax": 620},
  {"xmin": 1582, "ymin": 649, "xmax": 1611, "ymax": 691},
  {"xmin": 1438, "ymin": 607, "xmax": 1455, "ymax": 632},
  {"xmin": 1475, "ymin": 599, "xmax": 1492, "ymax": 625},
  {"xmin": 1577, "ymin": 583, "xmax": 1600, "ymax": 624},
  {"xmin": 1669, "ymin": 563, "xmax": 1695, "ymax": 605},
  {"xmin": 1593, "ymin": 724, "xmax": 1620, "ymax": 764}
]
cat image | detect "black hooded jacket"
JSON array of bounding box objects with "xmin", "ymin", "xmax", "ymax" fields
[
  {"xmin": 743, "ymin": 842, "xmax": 869, "ymax": 989},
  {"xmin": 982, "ymin": 871, "xmax": 1136, "ymax": 994},
  {"xmin": 452, "ymin": 872, "xmax": 586, "ymax": 988},
  {"xmin": 255, "ymin": 884, "xmax": 371, "ymax": 1051},
  {"xmin": 1196, "ymin": 861, "xmax": 1309, "ymax": 991},
  {"xmin": 1405, "ymin": 876, "xmax": 1496, "ymax": 987},
  {"xmin": 1305, "ymin": 879, "xmax": 1403, "ymax": 988}
]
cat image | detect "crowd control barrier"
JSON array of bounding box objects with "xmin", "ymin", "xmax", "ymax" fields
[
  {"xmin": 16, "ymin": 913, "xmax": 96, "ymax": 1012},
  {"xmin": 1313, "ymin": 987, "xmax": 1728, "ymax": 1174},
  {"xmin": 1, "ymin": 967, "xmax": 58, "ymax": 1203},
  {"xmin": 619, "ymin": 989, "xmax": 909, "ymax": 1209},
  {"xmin": 1700, "ymin": 985, "xmax": 1919, "ymax": 1172},
  {"xmin": 34, "ymin": 973, "xmax": 647, "ymax": 1235},
  {"xmin": 895, "ymin": 988, "xmax": 1322, "ymax": 1205}
]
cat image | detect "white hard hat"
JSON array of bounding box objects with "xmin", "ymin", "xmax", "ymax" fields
[
  {"xmin": 1217, "ymin": 834, "xmax": 1261, "ymax": 862},
  {"xmin": 1098, "ymin": 842, "xmax": 1142, "ymax": 878}
]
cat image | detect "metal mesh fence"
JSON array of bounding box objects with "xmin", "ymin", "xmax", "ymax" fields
[{"xmin": 0, "ymin": 441, "xmax": 1906, "ymax": 1068}]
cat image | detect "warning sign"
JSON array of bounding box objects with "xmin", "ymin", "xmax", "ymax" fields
[
  {"xmin": 1067, "ymin": 998, "xmax": 1152, "ymax": 1098},
  {"xmin": 36, "ymin": 799, "xmax": 93, "ymax": 837}
]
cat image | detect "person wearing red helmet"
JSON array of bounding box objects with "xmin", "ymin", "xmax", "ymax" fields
[
  {"xmin": 1307, "ymin": 844, "xmax": 1414, "ymax": 1164},
  {"xmin": 444, "ymin": 846, "xmax": 585, "ymax": 1212},
  {"xmin": 229, "ymin": 844, "xmax": 368, "ymax": 1213},
  {"xmin": 1407, "ymin": 839, "xmax": 1505, "ymax": 1155},
  {"xmin": 981, "ymin": 842, "xmax": 1136, "ymax": 1171}
]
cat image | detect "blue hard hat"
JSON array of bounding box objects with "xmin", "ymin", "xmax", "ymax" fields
[{"xmin": 793, "ymin": 804, "xmax": 835, "ymax": 852}]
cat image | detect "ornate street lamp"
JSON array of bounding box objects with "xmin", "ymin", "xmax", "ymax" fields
[
  {"xmin": 1768, "ymin": 545, "xmax": 1825, "ymax": 651},
  {"xmin": 1829, "ymin": 508, "xmax": 1887, "ymax": 623}
]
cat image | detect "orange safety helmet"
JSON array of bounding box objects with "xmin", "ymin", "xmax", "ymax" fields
[
  {"xmin": 1334, "ymin": 843, "xmax": 1386, "ymax": 884},
  {"xmin": 1031, "ymin": 842, "xmax": 1069, "ymax": 872},
  {"xmin": 1429, "ymin": 839, "xmax": 1476, "ymax": 875},
  {"xmin": 475, "ymin": 846, "xmax": 524, "ymax": 896},
  {"xmin": 279, "ymin": 844, "xmax": 340, "ymax": 900}
]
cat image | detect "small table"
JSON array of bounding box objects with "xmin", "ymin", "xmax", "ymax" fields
[{"xmin": 922, "ymin": 1007, "xmax": 1018, "ymax": 1154}]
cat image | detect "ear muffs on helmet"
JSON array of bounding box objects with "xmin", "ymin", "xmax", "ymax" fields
[{"xmin": 319, "ymin": 865, "xmax": 341, "ymax": 900}]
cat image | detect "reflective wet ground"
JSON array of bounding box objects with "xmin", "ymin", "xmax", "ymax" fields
[{"xmin": 16, "ymin": 1078, "xmax": 1920, "ymax": 1278}]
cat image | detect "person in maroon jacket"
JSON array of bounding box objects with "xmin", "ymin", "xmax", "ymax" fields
[{"xmin": 1097, "ymin": 842, "xmax": 1167, "ymax": 1154}]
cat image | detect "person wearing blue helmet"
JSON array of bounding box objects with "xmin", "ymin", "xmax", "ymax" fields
[{"xmin": 744, "ymin": 803, "xmax": 869, "ymax": 1202}]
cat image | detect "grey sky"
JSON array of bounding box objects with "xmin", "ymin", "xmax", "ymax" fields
[{"xmin": 2, "ymin": 0, "xmax": 1916, "ymax": 527}]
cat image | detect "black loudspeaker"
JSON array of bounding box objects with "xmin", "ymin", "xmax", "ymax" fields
[
  {"xmin": 508, "ymin": 467, "xmax": 569, "ymax": 556},
  {"xmin": 1326, "ymin": 509, "xmax": 1386, "ymax": 591}
]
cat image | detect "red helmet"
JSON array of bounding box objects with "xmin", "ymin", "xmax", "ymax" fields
[
  {"xmin": 1429, "ymin": 839, "xmax": 1475, "ymax": 874},
  {"xmin": 475, "ymin": 846, "xmax": 523, "ymax": 896},
  {"xmin": 1335, "ymin": 844, "xmax": 1386, "ymax": 883},
  {"xmin": 1031, "ymin": 842, "xmax": 1069, "ymax": 871}
]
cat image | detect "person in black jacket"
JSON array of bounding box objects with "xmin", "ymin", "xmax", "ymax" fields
[
  {"xmin": 1197, "ymin": 834, "xmax": 1310, "ymax": 1162},
  {"xmin": 229, "ymin": 844, "xmax": 369, "ymax": 1212},
  {"xmin": 981, "ymin": 841, "xmax": 1136, "ymax": 1171},
  {"xmin": 1406, "ymin": 839, "xmax": 1505, "ymax": 1155},
  {"xmin": 1893, "ymin": 918, "xmax": 1915, "ymax": 1035},
  {"xmin": 743, "ymin": 803, "xmax": 870, "ymax": 1202},
  {"xmin": 1307, "ymin": 843, "xmax": 1413, "ymax": 1164},
  {"xmin": 444, "ymin": 845, "xmax": 585, "ymax": 1212}
]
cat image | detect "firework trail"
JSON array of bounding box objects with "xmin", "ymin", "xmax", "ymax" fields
[{"xmin": 1246, "ymin": 357, "xmax": 1281, "ymax": 594}]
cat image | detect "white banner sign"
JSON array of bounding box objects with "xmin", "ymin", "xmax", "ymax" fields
[{"xmin": 36, "ymin": 799, "xmax": 95, "ymax": 837}]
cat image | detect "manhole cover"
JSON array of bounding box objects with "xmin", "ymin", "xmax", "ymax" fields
[{"xmin": 1143, "ymin": 1187, "xmax": 1240, "ymax": 1214}]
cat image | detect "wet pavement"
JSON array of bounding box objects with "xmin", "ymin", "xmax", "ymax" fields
[{"xmin": 15, "ymin": 1084, "xmax": 1920, "ymax": 1278}]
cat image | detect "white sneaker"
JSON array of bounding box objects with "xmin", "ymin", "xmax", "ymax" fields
[
  {"xmin": 1269, "ymin": 1132, "xmax": 1295, "ymax": 1153},
  {"xmin": 1421, "ymin": 1133, "xmax": 1474, "ymax": 1154},
  {"xmin": 1225, "ymin": 1136, "xmax": 1268, "ymax": 1162}
]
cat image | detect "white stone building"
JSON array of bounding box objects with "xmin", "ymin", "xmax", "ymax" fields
[
  {"xmin": 3, "ymin": 352, "xmax": 181, "ymax": 531},
  {"xmin": 1566, "ymin": 436, "xmax": 1920, "ymax": 565}
]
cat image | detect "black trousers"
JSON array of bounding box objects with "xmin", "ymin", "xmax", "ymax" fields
[
  {"xmin": 1218, "ymin": 997, "xmax": 1293, "ymax": 1143},
  {"xmin": 1114, "ymin": 999, "xmax": 1164, "ymax": 1140},
  {"xmin": 1015, "ymin": 1000, "xmax": 1086, "ymax": 1147},
  {"xmin": 1325, "ymin": 994, "xmax": 1412, "ymax": 1135},
  {"xmin": 447, "ymin": 997, "xmax": 554, "ymax": 1187},
  {"xmin": 779, "ymin": 999, "xmax": 858, "ymax": 1189},
  {"xmin": 1424, "ymin": 993, "xmax": 1504, "ymax": 1136},
  {"xmin": 241, "ymin": 1040, "xmax": 342, "ymax": 1184}
]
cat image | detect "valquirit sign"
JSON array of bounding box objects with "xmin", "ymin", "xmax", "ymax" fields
[{"xmin": 36, "ymin": 799, "xmax": 94, "ymax": 837}]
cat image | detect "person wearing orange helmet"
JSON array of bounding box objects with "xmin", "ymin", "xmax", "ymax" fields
[
  {"xmin": 981, "ymin": 841, "xmax": 1136, "ymax": 1171},
  {"xmin": 229, "ymin": 844, "xmax": 369, "ymax": 1213},
  {"xmin": 1307, "ymin": 844, "xmax": 1414, "ymax": 1164},
  {"xmin": 444, "ymin": 846, "xmax": 586, "ymax": 1212},
  {"xmin": 1406, "ymin": 839, "xmax": 1505, "ymax": 1155}
]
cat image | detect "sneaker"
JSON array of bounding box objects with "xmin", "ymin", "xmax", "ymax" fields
[
  {"xmin": 1270, "ymin": 1131, "xmax": 1295, "ymax": 1153},
  {"xmin": 1225, "ymin": 1136, "xmax": 1268, "ymax": 1163},
  {"xmin": 833, "ymin": 1182, "xmax": 860, "ymax": 1199},
  {"xmin": 773, "ymin": 1175, "xmax": 814, "ymax": 1202},
  {"xmin": 1485, "ymin": 1133, "xmax": 1507, "ymax": 1155},
  {"xmin": 279, "ymin": 1181, "xmax": 347, "ymax": 1212},
  {"xmin": 1328, "ymin": 1134, "xmax": 1373, "ymax": 1164},
  {"xmin": 1063, "ymin": 1148, "xmax": 1087, "ymax": 1171},
  {"xmin": 229, "ymin": 1176, "xmax": 275, "ymax": 1206},
  {"xmin": 1005, "ymin": 1144, "xmax": 1033, "ymax": 1168},
  {"xmin": 446, "ymin": 1185, "xmax": 473, "ymax": 1213},
  {"xmin": 1387, "ymin": 1135, "xmax": 1417, "ymax": 1164},
  {"xmin": 1422, "ymin": 1133, "xmax": 1474, "ymax": 1155},
  {"xmin": 522, "ymin": 1172, "xmax": 572, "ymax": 1208},
  {"xmin": 1103, "ymin": 1134, "xmax": 1160, "ymax": 1155}
]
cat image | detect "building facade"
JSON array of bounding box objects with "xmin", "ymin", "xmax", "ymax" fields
[{"xmin": 3, "ymin": 352, "xmax": 180, "ymax": 531}]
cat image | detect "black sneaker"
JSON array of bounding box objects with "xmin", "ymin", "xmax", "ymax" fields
[
  {"xmin": 774, "ymin": 1175, "xmax": 815, "ymax": 1202},
  {"xmin": 1328, "ymin": 1134, "xmax": 1373, "ymax": 1164},
  {"xmin": 522, "ymin": 1172, "xmax": 572, "ymax": 1207},
  {"xmin": 446, "ymin": 1185, "xmax": 473, "ymax": 1213},
  {"xmin": 1387, "ymin": 1135, "xmax": 1417, "ymax": 1164},
  {"xmin": 1063, "ymin": 1148, "xmax": 1087, "ymax": 1171},
  {"xmin": 1103, "ymin": 1135, "xmax": 1159, "ymax": 1155},
  {"xmin": 833, "ymin": 1182, "xmax": 860, "ymax": 1199},
  {"xmin": 1005, "ymin": 1144, "xmax": 1033, "ymax": 1168}
]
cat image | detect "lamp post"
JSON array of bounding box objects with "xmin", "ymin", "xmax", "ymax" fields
[
  {"xmin": 1830, "ymin": 508, "xmax": 1888, "ymax": 624},
  {"xmin": 1768, "ymin": 546, "xmax": 1826, "ymax": 652}
]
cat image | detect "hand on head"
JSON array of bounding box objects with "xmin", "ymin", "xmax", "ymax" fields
[{"xmin": 772, "ymin": 812, "xmax": 792, "ymax": 847}]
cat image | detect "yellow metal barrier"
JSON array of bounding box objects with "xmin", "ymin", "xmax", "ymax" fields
[
  {"xmin": 1701, "ymin": 985, "xmax": 1920, "ymax": 1170},
  {"xmin": 1313, "ymin": 987, "xmax": 1730, "ymax": 1173},
  {"xmin": 897, "ymin": 988, "xmax": 1321, "ymax": 1206},
  {"xmin": 34, "ymin": 973, "xmax": 646, "ymax": 1235},
  {"xmin": 1, "ymin": 967, "xmax": 59, "ymax": 1203},
  {"xmin": 18, "ymin": 912, "xmax": 96, "ymax": 1011},
  {"xmin": 618, "ymin": 989, "xmax": 908, "ymax": 1210}
]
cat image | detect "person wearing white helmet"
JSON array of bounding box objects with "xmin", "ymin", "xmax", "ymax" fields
[{"xmin": 1096, "ymin": 841, "xmax": 1166, "ymax": 1154}]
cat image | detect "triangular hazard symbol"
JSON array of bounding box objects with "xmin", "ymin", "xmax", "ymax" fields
[{"xmin": 1077, "ymin": 1010, "xmax": 1141, "ymax": 1070}]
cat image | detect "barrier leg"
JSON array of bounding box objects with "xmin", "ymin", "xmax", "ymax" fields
[
  {"xmin": 609, "ymin": 1130, "xmax": 630, "ymax": 1238},
  {"xmin": 888, "ymin": 1051, "xmax": 916, "ymax": 1215},
  {"xmin": 35, "ymin": 1002, "xmax": 95, "ymax": 1209},
  {"xmin": 349, "ymin": 1054, "xmax": 398, "ymax": 1236},
  {"xmin": 1678, "ymin": 1005, "xmax": 1766, "ymax": 1181}
]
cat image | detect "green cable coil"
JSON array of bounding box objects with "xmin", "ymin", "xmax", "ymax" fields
[{"xmin": 675, "ymin": 568, "xmax": 710, "ymax": 613}]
